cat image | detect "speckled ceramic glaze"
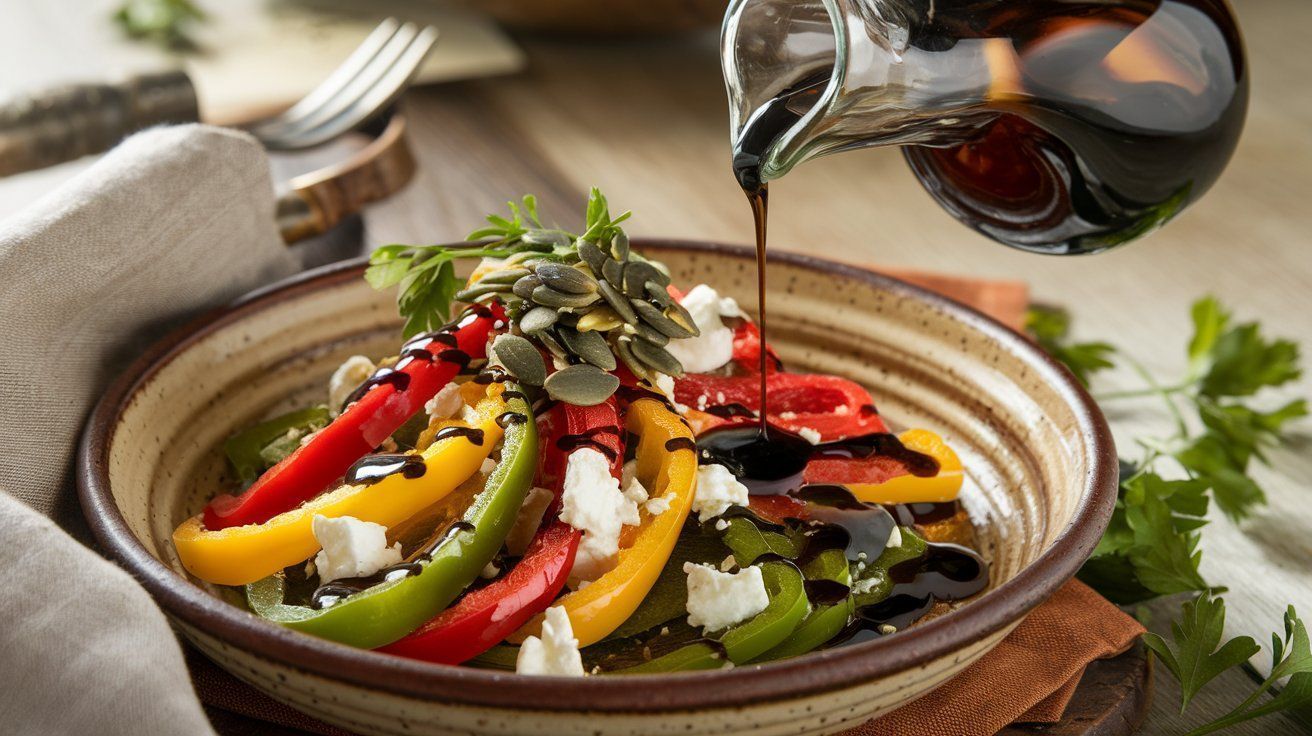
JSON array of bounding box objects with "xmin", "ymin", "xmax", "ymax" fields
[{"xmin": 78, "ymin": 241, "xmax": 1116, "ymax": 736}]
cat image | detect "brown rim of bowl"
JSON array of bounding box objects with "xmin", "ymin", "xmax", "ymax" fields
[{"xmin": 78, "ymin": 239, "xmax": 1117, "ymax": 713}]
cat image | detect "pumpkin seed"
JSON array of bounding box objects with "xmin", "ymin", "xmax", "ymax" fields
[
  {"xmin": 512, "ymin": 274, "xmax": 542, "ymax": 299},
  {"xmin": 629, "ymin": 339, "xmax": 684, "ymax": 377},
  {"xmin": 601, "ymin": 258, "xmax": 625, "ymax": 289},
  {"xmin": 632, "ymin": 299, "xmax": 695, "ymax": 339},
  {"xmin": 576, "ymin": 306, "xmax": 623, "ymax": 333},
  {"xmin": 493, "ymin": 334, "xmax": 546, "ymax": 386},
  {"xmin": 455, "ymin": 282, "xmax": 507, "ymax": 302},
  {"xmin": 557, "ymin": 326, "xmax": 617, "ymax": 371},
  {"xmin": 522, "ymin": 230, "xmax": 571, "ymax": 247},
  {"xmin": 622, "ymin": 261, "xmax": 661, "ymax": 298},
  {"xmin": 520, "ymin": 306, "xmax": 558, "ymax": 335},
  {"xmin": 610, "ymin": 231, "xmax": 630, "ymax": 261},
  {"xmin": 478, "ymin": 267, "xmax": 531, "ymax": 286},
  {"xmin": 665, "ymin": 300, "xmax": 701, "ymax": 337},
  {"xmin": 537, "ymin": 329, "xmax": 568, "ymax": 359},
  {"xmin": 644, "ymin": 280, "xmax": 672, "ymax": 308},
  {"xmin": 631, "ymin": 322, "xmax": 670, "ymax": 347},
  {"xmin": 578, "ymin": 240, "xmax": 608, "ymax": 274},
  {"xmin": 532, "ymin": 285, "xmax": 599, "ymax": 309},
  {"xmin": 544, "ymin": 364, "xmax": 620, "ymax": 406},
  {"xmin": 614, "ymin": 337, "xmax": 650, "ymax": 381},
  {"xmin": 598, "ymin": 279, "xmax": 638, "ymax": 323},
  {"xmin": 534, "ymin": 262, "xmax": 597, "ymax": 294}
]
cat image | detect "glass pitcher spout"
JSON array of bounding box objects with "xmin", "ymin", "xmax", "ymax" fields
[{"xmin": 723, "ymin": 0, "xmax": 1248, "ymax": 254}]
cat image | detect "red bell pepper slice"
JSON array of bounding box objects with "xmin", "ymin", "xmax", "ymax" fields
[
  {"xmin": 674, "ymin": 372, "xmax": 888, "ymax": 440},
  {"xmin": 730, "ymin": 320, "xmax": 782, "ymax": 374},
  {"xmin": 378, "ymin": 519, "xmax": 579, "ymax": 664},
  {"xmin": 667, "ymin": 283, "xmax": 781, "ymax": 375},
  {"xmin": 203, "ymin": 304, "xmax": 503, "ymax": 530},
  {"xmin": 378, "ymin": 399, "xmax": 623, "ymax": 664}
]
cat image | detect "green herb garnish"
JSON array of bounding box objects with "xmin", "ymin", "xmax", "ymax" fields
[
  {"xmin": 1144, "ymin": 594, "xmax": 1312, "ymax": 734},
  {"xmin": 1029, "ymin": 298, "xmax": 1308, "ymax": 731},
  {"xmin": 112, "ymin": 0, "xmax": 205, "ymax": 51}
]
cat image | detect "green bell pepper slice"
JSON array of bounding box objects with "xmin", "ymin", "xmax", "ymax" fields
[
  {"xmin": 753, "ymin": 548, "xmax": 854, "ymax": 661},
  {"xmin": 720, "ymin": 516, "xmax": 803, "ymax": 565},
  {"xmin": 852, "ymin": 526, "xmax": 928, "ymax": 607},
  {"xmin": 614, "ymin": 560, "xmax": 809, "ymax": 672},
  {"xmin": 245, "ymin": 389, "xmax": 536, "ymax": 649},
  {"xmin": 224, "ymin": 406, "xmax": 331, "ymax": 485}
]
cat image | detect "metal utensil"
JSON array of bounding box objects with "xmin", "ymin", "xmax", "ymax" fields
[{"xmin": 0, "ymin": 18, "xmax": 438, "ymax": 176}]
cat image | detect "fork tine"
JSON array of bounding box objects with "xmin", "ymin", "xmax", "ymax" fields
[
  {"xmin": 249, "ymin": 18, "xmax": 402, "ymax": 138},
  {"xmin": 270, "ymin": 26, "xmax": 438, "ymax": 151},
  {"xmin": 259, "ymin": 22, "xmax": 422, "ymax": 149}
]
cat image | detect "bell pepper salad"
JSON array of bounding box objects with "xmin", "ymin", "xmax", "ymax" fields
[{"xmin": 173, "ymin": 190, "xmax": 988, "ymax": 675}]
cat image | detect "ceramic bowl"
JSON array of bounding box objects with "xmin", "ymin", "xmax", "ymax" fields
[{"xmin": 78, "ymin": 240, "xmax": 1116, "ymax": 736}]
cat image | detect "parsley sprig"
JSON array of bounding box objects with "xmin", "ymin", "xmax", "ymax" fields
[
  {"xmin": 1144, "ymin": 595, "xmax": 1312, "ymax": 734},
  {"xmin": 1029, "ymin": 297, "xmax": 1309, "ymax": 731},
  {"xmin": 366, "ymin": 189, "xmax": 629, "ymax": 337}
]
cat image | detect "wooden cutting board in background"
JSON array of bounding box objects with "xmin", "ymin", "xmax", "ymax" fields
[{"xmin": 0, "ymin": 0, "xmax": 525, "ymax": 125}]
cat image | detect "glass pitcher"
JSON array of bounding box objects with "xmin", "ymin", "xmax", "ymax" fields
[{"xmin": 722, "ymin": 0, "xmax": 1248, "ymax": 254}]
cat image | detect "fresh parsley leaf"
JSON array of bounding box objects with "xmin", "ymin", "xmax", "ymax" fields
[
  {"xmin": 113, "ymin": 0, "xmax": 205, "ymax": 50},
  {"xmin": 1175, "ymin": 434, "xmax": 1266, "ymax": 522},
  {"xmin": 1025, "ymin": 305, "xmax": 1116, "ymax": 386},
  {"xmin": 1143, "ymin": 593, "xmax": 1261, "ymax": 711},
  {"xmin": 1196, "ymin": 313, "xmax": 1302, "ymax": 399},
  {"xmin": 1148, "ymin": 598, "xmax": 1312, "ymax": 735},
  {"xmin": 1079, "ymin": 470, "xmax": 1211, "ymax": 604}
]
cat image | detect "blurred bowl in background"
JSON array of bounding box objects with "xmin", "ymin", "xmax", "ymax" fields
[{"xmin": 465, "ymin": 0, "xmax": 725, "ymax": 35}]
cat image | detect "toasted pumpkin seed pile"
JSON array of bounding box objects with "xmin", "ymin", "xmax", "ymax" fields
[{"xmin": 458, "ymin": 231, "xmax": 700, "ymax": 405}]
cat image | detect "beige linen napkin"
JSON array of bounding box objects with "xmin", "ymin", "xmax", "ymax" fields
[{"xmin": 0, "ymin": 124, "xmax": 297, "ymax": 735}]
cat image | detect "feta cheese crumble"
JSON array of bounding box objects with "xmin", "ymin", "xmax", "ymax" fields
[
  {"xmin": 424, "ymin": 382, "xmax": 464, "ymax": 420},
  {"xmin": 886, "ymin": 525, "xmax": 903, "ymax": 548},
  {"xmin": 645, "ymin": 496, "xmax": 671, "ymax": 516},
  {"xmin": 683, "ymin": 562, "xmax": 770, "ymax": 632},
  {"xmin": 505, "ymin": 487, "xmax": 554, "ymax": 556},
  {"xmin": 516, "ymin": 606, "xmax": 585, "ymax": 676},
  {"xmin": 692, "ymin": 463, "xmax": 750, "ymax": 522},
  {"xmin": 666, "ymin": 285, "xmax": 736, "ymax": 373},
  {"xmin": 797, "ymin": 426, "xmax": 822, "ymax": 445},
  {"xmin": 311, "ymin": 515, "xmax": 402, "ymax": 584},
  {"xmin": 327, "ymin": 355, "xmax": 376, "ymax": 413},
  {"xmin": 559, "ymin": 448, "xmax": 640, "ymax": 583}
]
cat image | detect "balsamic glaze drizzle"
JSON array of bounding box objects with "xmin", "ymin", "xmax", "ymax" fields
[
  {"xmin": 697, "ymin": 423, "xmax": 940, "ymax": 497},
  {"xmin": 433, "ymin": 426, "xmax": 486, "ymax": 446},
  {"xmin": 344, "ymin": 453, "xmax": 427, "ymax": 485},
  {"xmin": 309, "ymin": 521, "xmax": 475, "ymax": 609},
  {"xmin": 663, "ymin": 437, "xmax": 698, "ymax": 453},
  {"xmin": 557, "ymin": 426, "xmax": 622, "ymax": 462},
  {"xmin": 704, "ymin": 402, "xmax": 757, "ymax": 420}
]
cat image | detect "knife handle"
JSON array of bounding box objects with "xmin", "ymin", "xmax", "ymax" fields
[{"xmin": 0, "ymin": 70, "xmax": 199, "ymax": 177}]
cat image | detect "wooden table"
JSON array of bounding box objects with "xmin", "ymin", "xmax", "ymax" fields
[{"xmin": 363, "ymin": 2, "xmax": 1311, "ymax": 732}]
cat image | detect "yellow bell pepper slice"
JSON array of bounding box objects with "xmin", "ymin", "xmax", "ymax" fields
[
  {"xmin": 513, "ymin": 398, "xmax": 696, "ymax": 647},
  {"xmin": 846, "ymin": 428, "xmax": 964, "ymax": 504},
  {"xmin": 173, "ymin": 387, "xmax": 507, "ymax": 586}
]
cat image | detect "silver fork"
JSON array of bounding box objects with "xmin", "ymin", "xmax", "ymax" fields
[
  {"xmin": 247, "ymin": 18, "xmax": 439, "ymax": 150},
  {"xmin": 0, "ymin": 18, "xmax": 438, "ymax": 176}
]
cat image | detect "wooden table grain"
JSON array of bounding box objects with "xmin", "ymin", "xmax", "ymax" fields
[{"xmin": 365, "ymin": 1, "xmax": 1311, "ymax": 733}]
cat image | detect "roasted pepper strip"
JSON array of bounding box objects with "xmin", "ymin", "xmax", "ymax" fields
[
  {"xmin": 813, "ymin": 429, "xmax": 964, "ymax": 503},
  {"xmin": 173, "ymin": 387, "xmax": 507, "ymax": 586},
  {"xmin": 620, "ymin": 560, "xmax": 809, "ymax": 672},
  {"xmin": 244, "ymin": 387, "xmax": 537, "ymax": 649},
  {"xmin": 512, "ymin": 398, "xmax": 695, "ymax": 647},
  {"xmin": 377, "ymin": 401, "xmax": 621, "ymax": 664},
  {"xmin": 753, "ymin": 549, "xmax": 854, "ymax": 662},
  {"xmin": 203, "ymin": 304, "xmax": 502, "ymax": 530},
  {"xmin": 676, "ymin": 373, "xmax": 887, "ymax": 439}
]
